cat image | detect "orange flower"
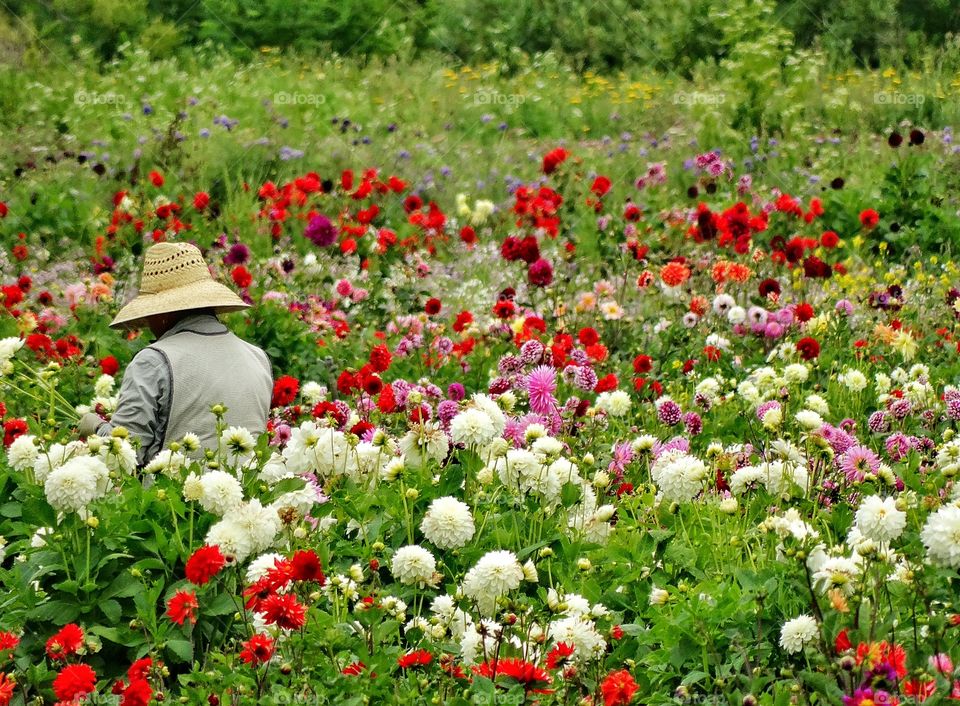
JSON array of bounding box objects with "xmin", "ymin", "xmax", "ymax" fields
[{"xmin": 660, "ymin": 261, "xmax": 691, "ymax": 288}]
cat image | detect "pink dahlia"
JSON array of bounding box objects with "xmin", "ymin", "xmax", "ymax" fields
[{"xmin": 525, "ymin": 365, "xmax": 557, "ymax": 415}]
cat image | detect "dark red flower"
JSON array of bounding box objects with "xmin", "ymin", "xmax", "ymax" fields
[
  {"xmin": 53, "ymin": 663, "xmax": 97, "ymax": 701},
  {"xmin": 425, "ymin": 298, "xmax": 442, "ymax": 315},
  {"xmin": 493, "ymin": 300, "xmax": 515, "ymax": 319},
  {"xmin": 821, "ymin": 231, "xmax": 839, "ymax": 248},
  {"xmin": 185, "ymin": 545, "xmax": 226, "ymax": 585},
  {"xmin": 165, "ymin": 590, "xmax": 198, "ymax": 626},
  {"xmin": 527, "ymin": 258, "xmax": 553, "ymax": 287},
  {"xmin": 758, "ymin": 278, "xmax": 781, "ymax": 298},
  {"xmin": 271, "ymin": 375, "xmax": 300, "ymax": 407},
  {"xmin": 3, "ymin": 419, "xmax": 27, "ymax": 448},
  {"xmin": 239, "ymin": 634, "xmax": 275, "ymax": 666},
  {"xmin": 369, "ymin": 344, "xmax": 392, "ymax": 373},
  {"xmin": 542, "ymin": 147, "xmax": 569, "ymax": 175},
  {"xmin": 193, "ymin": 192, "xmax": 210, "ymax": 210},
  {"xmin": 453, "ymin": 311, "xmax": 473, "ymax": 333},
  {"xmin": 632, "ymin": 354, "xmax": 652, "ymax": 374},
  {"xmin": 290, "ymin": 550, "xmax": 325, "ymax": 583},
  {"xmin": 148, "ymin": 170, "xmax": 164, "ymax": 187},
  {"xmin": 796, "ymin": 337, "xmax": 820, "ymax": 360}
]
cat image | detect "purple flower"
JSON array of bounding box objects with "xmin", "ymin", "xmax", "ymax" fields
[
  {"xmin": 656, "ymin": 399, "xmax": 682, "ymax": 426},
  {"xmin": 224, "ymin": 242, "xmax": 250, "ymax": 265},
  {"xmin": 304, "ymin": 214, "xmax": 338, "ymax": 247},
  {"xmin": 447, "ymin": 383, "xmax": 465, "ymax": 401}
]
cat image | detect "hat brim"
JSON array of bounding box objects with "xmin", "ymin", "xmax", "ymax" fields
[{"xmin": 110, "ymin": 278, "xmax": 250, "ymax": 329}]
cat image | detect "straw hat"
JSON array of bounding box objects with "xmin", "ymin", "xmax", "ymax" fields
[{"xmin": 110, "ymin": 242, "xmax": 249, "ymax": 328}]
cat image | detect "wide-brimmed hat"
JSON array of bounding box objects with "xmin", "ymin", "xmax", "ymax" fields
[{"xmin": 110, "ymin": 242, "xmax": 249, "ymax": 328}]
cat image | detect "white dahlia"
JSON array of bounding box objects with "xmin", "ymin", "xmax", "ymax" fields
[
  {"xmin": 855, "ymin": 495, "xmax": 906, "ymax": 544},
  {"xmin": 462, "ymin": 550, "xmax": 524, "ymax": 616},
  {"xmin": 391, "ymin": 545, "xmax": 437, "ymax": 587},
  {"xmin": 779, "ymin": 614, "xmax": 819, "ymax": 654},
  {"xmin": 44, "ymin": 456, "xmax": 110, "ymax": 514},
  {"xmin": 196, "ymin": 470, "xmax": 244, "ymax": 516},
  {"xmin": 920, "ymin": 504, "xmax": 960, "ymax": 569},
  {"xmin": 450, "ymin": 408, "xmax": 498, "ymax": 449},
  {"xmin": 6, "ymin": 434, "xmax": 39, "ymax": 471},
  {"xmin": 420, "ymin": 496, "xmax": 475, "ymax": 549}
]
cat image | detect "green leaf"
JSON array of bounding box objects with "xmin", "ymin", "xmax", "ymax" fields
[
  {"xmin": 30, "ymin": 600, "xmax": 81, "ymax": 624},
  {"xmin": 165, "ymin": 638, "xmax": 194, "ymax": 664},
  {"xmin": 100, "ymin": 599, "xmax": 122, "ymax": 623}
]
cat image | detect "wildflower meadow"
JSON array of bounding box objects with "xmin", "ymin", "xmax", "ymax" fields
[{"xmin": 2, "ymin": 3, "xmax": 960, "ymax": 705}]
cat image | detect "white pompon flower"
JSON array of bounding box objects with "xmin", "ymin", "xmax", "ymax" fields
[
  {"xmin": 196, "ymin": 470, "xmax": 244, "ymax": 516},
  {"xmin": 449, "ymin": 408, "xmax": 498, "ymax": 449},
  {"xmin": 7, "ymin": 434, "xmax": 39, "ymax": 471},
  {"xmin": 420, "ymin": 496, "xmax": 475, "ymax": 549},
  {"xmin": 779, "ymin": 614, "xmax": 819, "ymax": 654},
  {"xmin": 920, "ymin": 504, "xmax": 960, "ymax": 569},
  {"xmin": 461, "ymin": 550, "xmax": 523, "ymax": 616},
  {"xmin": 0, "ymin": 337, "xmax": 23, "ymax": 366},
  {"xmin": 143, "ymin": 449, "xmax": 187, "ymax": 477},
  {"xmin": 44, "ymin": 456, "xmax": 110, "ymax": 514},
  {"xmin": 855, "ymin": 495, "xmax": 906, "ymax": 544},
  {"xmin": 391, "ymin": 545, "xmax": 437, "ymax": 587}
]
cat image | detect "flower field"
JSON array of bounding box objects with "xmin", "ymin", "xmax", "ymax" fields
[{"xmin": 3, "ymin": 50, "xmax": 960, "ymax": 706}]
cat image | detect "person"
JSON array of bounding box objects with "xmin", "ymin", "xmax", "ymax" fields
[{"xmin": 79, "ymin": 242, "xmax": 273, "ymax": 466}]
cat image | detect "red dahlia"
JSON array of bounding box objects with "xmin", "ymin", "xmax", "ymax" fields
[
  {"xmin": 165, "ymin": 590, "xmax": 198, "ymax": 626},
  {"xmin": 397, "ymin": 649, "xmax": 433, "ymax": 670},
  {"xmin": 796, "ymin": 337, "xmax": 821, "ymax": 360},
  {"xmin": 239, "ymin": 634, "xmax": 275, "ymax": 666},
  {"xmin": 259, "ymin": 593, "xmax": 307, "ymax": 630},
  {"xmin": 53, "ymin": 663, "xmax": 97, "ymax": 701},
  {"xmin": 600, "ymin": 669, "xmax": 638, "ymax": 706},
  {"xmin": 185, "ymin": 545, "xmax": 227, "ymax": 585},
  {"xmin": 45, "ymin": 623, "xmax": 84, "ymax": 661},
  {"xmin": 290, "ymin": 550, "xmax": 325, "ymax": 583},
  {"xmin": 271, "ymin": 375, "xmax": 300, "ymax": 407},
  {"xmin": 472, "ymin": 657, "xmax": 552, "ymax": 693}
]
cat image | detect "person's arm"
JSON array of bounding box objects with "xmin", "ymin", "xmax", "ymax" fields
[{"xmin": 92, "ymin": 348, "xmax": 171, "ymax": 466}]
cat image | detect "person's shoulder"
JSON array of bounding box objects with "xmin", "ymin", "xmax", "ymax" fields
[{"xmin": 131, "ymin": 345, "xmax": 171, "ymax": 369}]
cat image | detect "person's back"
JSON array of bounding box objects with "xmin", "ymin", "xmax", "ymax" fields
[
  {"xmin": 80, "ymin": 242, "xmax": 273, "ymax": 466},
  {"xmin": 147, "ymin": 312, "xmax": 272, "ymax": 453}
]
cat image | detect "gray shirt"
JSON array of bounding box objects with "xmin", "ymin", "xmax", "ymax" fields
[{"xmin": 97, "ymin": 313, "xmax": 270, "ymax": 465}]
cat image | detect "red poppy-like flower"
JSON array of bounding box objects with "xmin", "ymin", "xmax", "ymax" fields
[
  {"xmin": 425, "ymin": 298, "xmax": 442, "ymax": 315},
  {"xmin": 369, "ymin": 344, "xmax": 392, "ymax": 373},
  {"xmin": 99, "ymin": 355, "xmax": 120, "ymax": 376},
  {"xmin": 239, "ymin": 634, "xmax": 275, "ymax": 666},
  {"xmin": 821, "ymin": 230, "xmax": 839, "ymax": 248},
  {"xmin": 148, "ymin": 170, "xmax": 164, "ymax": 187},
  {"xmin": 578, "ymin": 327, "xmax": 599, "ymax": 346},
  {"xmin": 120, "ymin": 677, "xmax": 152, "ymax": 706},
  {"xmin": 453, "ymin": 310, "xmax": 473, "ymax": 333},
  {"xmin": 472, "ymin": 658, "xmax": 552, "ymax": 693},
  {"xmin": 796, "ymin": 337, "xmax": 820, "ymax": 360},
  {"xmin": 165, "ymin": 590, "xmax": 198, "ymax": 626},
  {"xmin": 45, "ymin": 624, "xmax": 84, "ymax": 661},
  {"xmin": 0, "ymin": 631, "xmax": 18, "ymax": 656},
  {"xmin": 459, "ymin": 225, "xmax": 477, "ymax": 246},
  {"xmin": 545, "ymin": 642, "xmax": 575, "ymax": 669},
  {"xmin": 341, "ymin": 661, "xmax": 366, "ymax": 676},
  {"xmin": 493, "ymin": 300, "xmax": 515, "ymax": 319},
  {"xmin": 127, "ymin": 658, "xmax": 153, "ymax": 683},
  {"xmin": 0, "ymin": 672, "xmax": 14, "ymax": 705},
  {"xmin": 834, "ymin": 629, "xmax": 851, "ymax": 653},
  {"xmin": 397, "ymin": 649, "xmax": 433, "ymax": 670},
  {"xmin": 185, "ymin": 545, "xmax": 226, "ymax": 585},
  {"xmin": 3, "ymin": 419, "xmax": 27, "ymax": 448},
  {"xmin": 193, "ymin": 192, "xmax": 210, "ymax": 210},
  {"xmin": 632, "ymin": 354, "xmax": 652, "ymax": 374},
  {"xmin": 53, "ymin": 663, "xmax": 97, "ymax": 701},
  {"xmin": 600, "ymin": 669, "xmax": 638, "ymax": 706},
  {"xmin": 758, "ymin": 278, "xmax": 781, "ymax": 298},
  {"xmin": 231, "ymin": 265, "xmax": 252, "ymax": 289},
  {"xmin": 794, "ymin": 302, "xmax": 814, "ymax": 322},
  {"xmin": 542, "ymin": 147, "xmax": 569, "ymax": 175},
  {"xmin": 0, "ymin": 202, "xmax": 7, "ymax": 217},
  {"xmin": 590, "ymin": 175, "xmax": 612, "ymax": 197},
  {"xmin": 271, "ymin": 375, "xmax": 299, "ymax": 407},
  {"xmin": 290, "ymin": 550, "xmax": 325, "ymax": 583},
  {"xmin": 363, "ymin": 374, "xmax": 383, "ymax": 396},
  {"xmin": 859, "ymin": 209, "xmax": 880, "ymax": 229},
  {"xmin": 259, "ymin": 593, "xmax": 307, "ymax": 630}
]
